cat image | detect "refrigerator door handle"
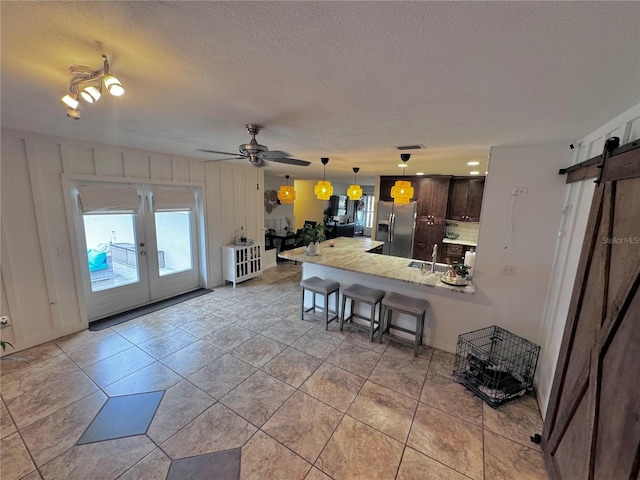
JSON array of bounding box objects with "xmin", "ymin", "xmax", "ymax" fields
[
  {"xmin": 390, "ymin": 213, "xmax": 396, "ymax": 242},
  {"xmin": 387, "ymin": 213, "xmax": 392, "ymax": 242}
]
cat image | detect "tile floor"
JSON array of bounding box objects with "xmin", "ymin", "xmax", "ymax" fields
[{"xmin": 0, "ymin": 263, "xmax": 549, "ymax": 480}]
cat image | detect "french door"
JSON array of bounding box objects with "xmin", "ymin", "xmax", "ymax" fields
[{"xmin": 72, "ymin": 182, "xmax": 201, "ymax": 321}]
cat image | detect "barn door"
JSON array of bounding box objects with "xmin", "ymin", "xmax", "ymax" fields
[{"xmin": 543, "ymin": 139, "xmax": 640, "ymax": 479}]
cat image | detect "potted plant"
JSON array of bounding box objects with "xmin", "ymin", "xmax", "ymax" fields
[
  {"xmin": 1, "ymin": 339, "xmax": 13, "ymax": 353},
  {"xmin": 453, "ymin": 262, "xmax": 470, "ymax": 285},
  {"xmin": 297, "ymin": 223, "xmax": 326, "ymax": 255}
]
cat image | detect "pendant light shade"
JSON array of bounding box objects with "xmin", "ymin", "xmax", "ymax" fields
[
  {"xmin": 278, "ymin": 175, "xmax": 296, "ymax": 204},
  {"xmin": 392, "ymin": 154, "xmax": 414, "ymax": 204},
  {"xmin": 347, "ymin": 167, "xmax": 363, "ymax": 201},
  {"xmin": 390, "ymin": 181, "xmax": 414, "ymax": 204},
  {"xmin": 315, "ymin": 158, "xmax": 333, "ymax": 200}
]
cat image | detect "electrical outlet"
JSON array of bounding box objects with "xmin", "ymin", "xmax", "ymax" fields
[
  {"xmin": 500, "ymin": 265, "xmax": 517, "ymax": 276},
  {"xmin": 0, "ymin": 315, "xmax": 11, "ymax": 327},
  {"xmin": 512, "ymin": 187, "xmax": 528, "ymax": 196}
]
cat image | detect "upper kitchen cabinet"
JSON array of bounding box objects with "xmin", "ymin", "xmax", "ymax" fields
[
  {"xmin": 379, "ymin": 176, "xmax": 420, "ymax": 203},
  {"xmin": 416, "ymin": 176, "xmax": 452, "ymax": 225},
  {"xmin": 447, "ymin": 177, "xmax": 485, "ymax": 222}
]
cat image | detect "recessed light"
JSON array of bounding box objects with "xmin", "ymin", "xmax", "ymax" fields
[
  {"xmin": 467, "ymin": 161, "xmax": 480, "ymax": 166},
  {"xmin": 416, "ymin": 172, "xmax": 424, "ymax": 176},
  {"xmin": 397, "ymin": 164, "xmax": 408, "ymax": 168},
  {"xmin": 470, "ymin": 171, "xmax": 480, "ymax": 175}
]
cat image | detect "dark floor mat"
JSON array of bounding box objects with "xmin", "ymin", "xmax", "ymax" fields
[{"xmin": 89, "ymin": 288, "xmax": 212, "ymax": 331}]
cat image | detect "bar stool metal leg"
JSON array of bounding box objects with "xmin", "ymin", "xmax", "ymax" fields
[
  {"xmin": 340, "ymin": 293, "xmax": 347, "ymax": 331},
  {"xmin": 324, "ymin": 292, "xmax": 329, "ymax": 329}
]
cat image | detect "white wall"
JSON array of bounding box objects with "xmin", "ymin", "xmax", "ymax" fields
[
  {"xmin": 536, "ymin": 103, "xmax": 640, "ymax": 417},
  {"xmin": 293, "ymin": 180, "xmax": 326, "ymax": 229},
  {"xmin": 0, "ymin": 129, "xmax": 262, "ymax": 354}
]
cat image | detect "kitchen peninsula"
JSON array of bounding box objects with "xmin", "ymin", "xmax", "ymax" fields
[
  {"xmin": 279, "ymin": 237, "xmax": 477, "ymax": 352},
  {"xmin": 279, "ymin": 237, "xmax": 474, "ymax": 294}
]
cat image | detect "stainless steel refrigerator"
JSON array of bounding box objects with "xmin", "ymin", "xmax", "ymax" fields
[{"xmin": 375, "ymin": 201, "xmax": 417, "ymax": 257}]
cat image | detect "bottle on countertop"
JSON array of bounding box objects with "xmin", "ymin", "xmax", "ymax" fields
[{"xmin": 240, "ymin": 226, "xmax": 246, "ymax": 243}]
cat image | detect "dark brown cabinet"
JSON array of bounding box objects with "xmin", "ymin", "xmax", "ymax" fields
[
  {"xmin": 413, "ymin": 222, "xmax": 446, "ymax": 263},
  {"xmin": 416, "ymin": 177, "xmax": 452, "ymax": 224},
  {"xmin": 412, "ymin": 176, "xmax": 451, "ymax": 261},
  {"xmin": 447, "ymin": 177, "xmax": 485, "ymax": 222}
]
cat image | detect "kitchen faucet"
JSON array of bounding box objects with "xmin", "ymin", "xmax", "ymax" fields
[{"xmin": 431, "ymin": 244, "xmax": 438, "ymax": 273}]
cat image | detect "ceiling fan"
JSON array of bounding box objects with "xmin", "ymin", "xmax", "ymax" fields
[{"xmin": 199, "ymin": 124, "xmax": 311, "ymax": 168}]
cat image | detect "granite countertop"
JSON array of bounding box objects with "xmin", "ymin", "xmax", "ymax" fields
[
  {"xmin": 278, "ymin": 237, "xmax": 475, "ymax": 295},
  {"xmin": 442, "ymin": 238, "xmax": 478, "ymax": 247}
]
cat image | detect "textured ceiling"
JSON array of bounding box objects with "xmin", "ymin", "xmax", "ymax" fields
[{"xmin": 1, "ymin": 1, "xmax": 639, "ymax": 184}]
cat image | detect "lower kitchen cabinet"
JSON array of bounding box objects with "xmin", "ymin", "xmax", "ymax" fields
[
  {"xmin": 412, "ymin": 222, "xmax": 446, "ymax": 262},
  {"xmin": 442, "ymin": 242, "xmax": 475, "ymax": 264}
]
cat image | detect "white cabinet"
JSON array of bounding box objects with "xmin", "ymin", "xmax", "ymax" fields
[{"xmin": 222, "ymin": 244, "xmax": 262, "ymax": 287}]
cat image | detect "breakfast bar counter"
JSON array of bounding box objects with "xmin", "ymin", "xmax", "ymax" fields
[{"xmin": 278, "ymin": 236, "xmax": 475, "ymax": 295}]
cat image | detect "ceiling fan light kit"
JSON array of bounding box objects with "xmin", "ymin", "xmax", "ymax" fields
[
  {"xmin": 278, "ymin": 175, "xmax": 296, "ymax": 204},
  {"xmin": 391, "ymin": 154, "xmax": 414, "ymax": 204},
  {"xmin": 60, "ymin": 54, "xmax": 125, "ymax": 119},
  {"xmin": 348, "ymin": 167, "xmax": 363, "ymax": 201},
  {"xmin": 315, "ymin": 157, "xmax": 333, "ymax": 200}
]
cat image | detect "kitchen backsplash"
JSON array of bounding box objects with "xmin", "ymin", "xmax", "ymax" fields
[{"xmin": 445, "ymin": 220, "xmax": 480, "ymax": 244}]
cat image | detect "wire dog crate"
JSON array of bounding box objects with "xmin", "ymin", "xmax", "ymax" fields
[{"xmin": 452, "ymin": 326, "xmax": 540, "ymax": 408}]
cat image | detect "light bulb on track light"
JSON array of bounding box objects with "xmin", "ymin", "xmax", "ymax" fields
[
  {"xmin": 80, "ymin": 85, "xmax": 101, "ymax": 103},
  {"xmin": 61, "ymin": 94, "xmax": 79, "ymax": 109},
  {"xmin": 104, "ymin": 74, "xmax": 124, "ymax": 96}
]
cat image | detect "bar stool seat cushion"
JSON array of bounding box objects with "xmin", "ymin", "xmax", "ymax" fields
[
  {"xmin": 343, "ymin": 284, "xmax": 385, "ymax": 304},
  {"xmin": 300, "ymin": 276, "xmax": 339, "ymax": 294},
  {"xmin": 382, "ymin": 292, "xmax": 428, "ymax": 316}
]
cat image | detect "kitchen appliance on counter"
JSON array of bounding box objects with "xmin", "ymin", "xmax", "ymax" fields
[{"xmin": 375, "ymin": 201, "xmax": 417, "ymax": 257}]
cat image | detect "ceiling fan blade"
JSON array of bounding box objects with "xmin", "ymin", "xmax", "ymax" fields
[
  {"xmin": 261, "ymin": 150, "xmax": 291, "ymax": 159},
  {"xmin": 267, "ymin": 157, "xmax": 311, "ymax": 167},
  {"xmin": 198, "ymin": 149, "xmax": 242, "ymax": 157}
]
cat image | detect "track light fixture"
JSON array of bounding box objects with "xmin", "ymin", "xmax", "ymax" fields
[{"xmin": 60, "ymin": 54, "xmax": 125, "ymax": 119}]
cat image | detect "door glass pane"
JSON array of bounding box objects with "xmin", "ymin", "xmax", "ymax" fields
[
  {"xmin": 155, "ymin": 211, "xmax": 193, "ymax": 276},
  {"xmin": 83, "ymin": 214, "xmax": 140, "ymax": 292}
]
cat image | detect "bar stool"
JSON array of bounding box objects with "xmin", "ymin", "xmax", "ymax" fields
[
  {"xmin": 379, "ymin": 292, "xmax": 429, "ymax": 356},
  {"xmin": 300, "ymin": 276, "xmax": 340, "ymax": 329},
  {"xmin": 340, "ymin": 284, "xmax": 385, "ymax": 341}
]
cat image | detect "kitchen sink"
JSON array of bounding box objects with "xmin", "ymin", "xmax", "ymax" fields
[{"xmin": 407, "ymin": 261, "xmax": 448, "ymax": 273}]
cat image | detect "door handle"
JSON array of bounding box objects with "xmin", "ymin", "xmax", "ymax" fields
[
  {"xmin": 390, "ymin": 213, "xmax": 395, "ymax": 242},
  {"xmin": 140, "ymin": 251, "xmax": 146, "ymax": 256},
  {"xmin": 139, "ymin": 242, "xmax": 145, "ymax": 247}
]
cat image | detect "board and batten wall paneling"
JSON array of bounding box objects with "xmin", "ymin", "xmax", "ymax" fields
[
  {"xmin": 26, "ymin": 139, "xmax": 83, "ymax": 335},
  {"xmin": 536, "ymin": 103, "xmax": 640, "ymax": 417},
  {"xmin": 1, "ymin": 135, "xmax": 56, "ymax": 348},
  {"xmin": 204, "ymin": 162, "xmax": 263, "ymax": 287},
  {"xmin": 1, "ymin": 129, "xmax": 235, "ymax": 353},
  {"xmin": 94, "ymin": 149, "xmax": 125, "ymax": 177},
  {"xmin": 0, "ymin": 272, "xmax": 15, "ymax": 347}
]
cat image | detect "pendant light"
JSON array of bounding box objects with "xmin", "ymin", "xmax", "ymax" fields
[
  {"xmin": 347, "ymin": 167, "xmax": 363, "ymax": 201},
  {"xmin": 314, "ymin": 157, "xmax": 333, "ymax": 200},
  {"xmin": 391, "ymin": 154, "xmax": 414, "ymax": 204},
  {"xmin": 277, "ymin": 175, "xmax": 296, "ymax": 204}
]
